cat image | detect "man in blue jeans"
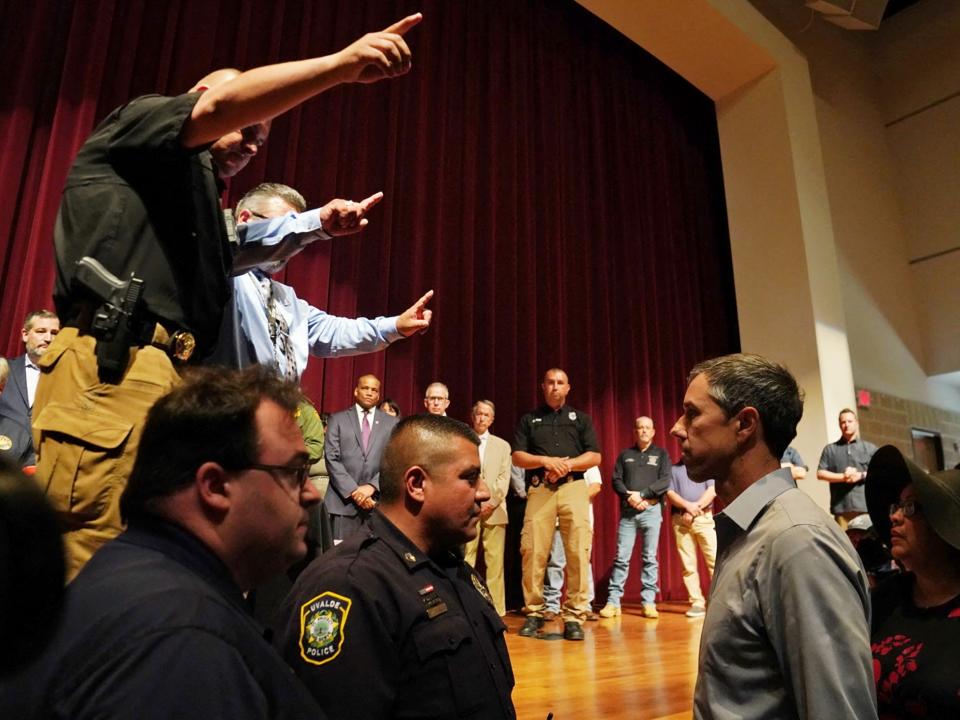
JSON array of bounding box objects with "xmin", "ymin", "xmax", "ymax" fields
[{"xmin": 600, "ymin": 416, "xmax": 671, "ymax": 619}]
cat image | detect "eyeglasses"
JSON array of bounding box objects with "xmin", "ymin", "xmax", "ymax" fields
[
  {"xmin": 245, "ymin": 462, "xmax": 311, "ymax": 492},
  {"xmin": 889, "ymin": 500, "xmax": 920, "ymax": 518}
]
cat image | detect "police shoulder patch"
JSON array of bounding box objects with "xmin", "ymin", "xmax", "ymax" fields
[
  {"xmin": 299, "ymin": 591, "xmax": 352, "ymax": 666},
  {"xmin": 471, "ymin": 571, "xmax": 495, "ymax": 608}
]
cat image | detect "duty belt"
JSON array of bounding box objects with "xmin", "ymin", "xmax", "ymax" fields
[
  {"xmin": 68, "ymin": 302, "xmax": 196, "ymax": 363},
  {"xmin": 148, "ymin": 323, "xmax": 197, "ymax": 362},
  {"xmin": 529, "ymin": 473, "xmax": 580, "ymax": 488}
]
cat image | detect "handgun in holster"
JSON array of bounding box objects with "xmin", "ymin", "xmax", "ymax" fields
[{"xmin": 72, "ymin": 257, "xmax": 145, "ymax": 382}]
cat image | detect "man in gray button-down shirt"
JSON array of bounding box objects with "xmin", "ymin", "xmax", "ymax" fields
[{"xmin": 671, "ymin": 353, "xmax": 877, "ymax": 720}]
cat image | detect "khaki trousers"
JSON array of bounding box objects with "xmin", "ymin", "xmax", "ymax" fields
[
  {"xmin": 32, "ymin": 328, "xmax": 180, "ymax": 581},
  {"xmin": 464, "ymin": 520, "xmax": 507, "ymax": 615},
  {"xmin": 671, "ymin": 511, "xmax": 717, "ymax": 606},
  {"xmin": 521, "ymin": 479, "xmax": 591, "ymax": 624}
]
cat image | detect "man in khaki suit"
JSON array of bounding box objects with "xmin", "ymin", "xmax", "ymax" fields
[{"xmin": 464, "ymin": 399, "xmax": 513, "ymax": 616}]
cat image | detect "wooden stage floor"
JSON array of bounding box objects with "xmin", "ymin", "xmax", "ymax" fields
[{"xmin": 504, "ymin": 602, "xmax": 702, "ymax": 720}]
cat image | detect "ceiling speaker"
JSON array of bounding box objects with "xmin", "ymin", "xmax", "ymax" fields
[{"xmin": 804, "ymin": 0, "xmax": 890, "ymax": 30}]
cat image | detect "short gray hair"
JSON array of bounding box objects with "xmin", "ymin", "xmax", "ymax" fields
[
  {"xmin": 689, "ymin": 353, "xmax": 803, "ymax": 460},
  {"xmin": 237, "ymin": 183, "xmax": 307, "ymax": 214}
]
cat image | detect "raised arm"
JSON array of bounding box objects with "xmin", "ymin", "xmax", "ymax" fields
[{"xmin": 181, "ymin": 14, "xmax": 422, "ymax": 148}]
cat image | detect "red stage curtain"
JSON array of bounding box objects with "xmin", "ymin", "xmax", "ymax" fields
[{"xmin": 0, "ymin": 0, "xmax": 738, "ymax": 603}]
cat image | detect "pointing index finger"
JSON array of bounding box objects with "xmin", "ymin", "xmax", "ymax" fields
[
  {"xmin": 384, "ymin": 13, "xmax": 422, "ymax": 36},
  {"xmin": 415, "ymin": 289, "xmax": 434, "ymax": 309},
  {"xmin": 358, "ymin": 191, "xmax": 384, "ymax": 213}
]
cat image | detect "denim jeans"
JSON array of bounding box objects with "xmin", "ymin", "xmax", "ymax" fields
[
  {"xmin": 607, "ymin": 505, "xmax": 662, "ymax": 606},
  {"xmin": 544, "ymin": 527, "xmax": 595, "ymax": 613}
]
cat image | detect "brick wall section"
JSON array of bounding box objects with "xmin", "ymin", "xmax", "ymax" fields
[{"xmin": 857, "ymin": 389, "xmax": 960, "ymax": 469}]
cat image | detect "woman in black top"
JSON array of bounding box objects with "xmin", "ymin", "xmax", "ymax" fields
[{"xmin": 866, "ymin": 446, "xmax": 960, "ymax": 719}]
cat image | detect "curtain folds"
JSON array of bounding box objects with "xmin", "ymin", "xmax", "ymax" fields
[{"xmin": 0, "ymin": 0, "xmax": 738, "ymax": 603}]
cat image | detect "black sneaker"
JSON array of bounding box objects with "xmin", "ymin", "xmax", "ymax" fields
[
  {"xmin": 563, "ymin": 621, "xmax": 584, "ymax": 641},
  {"xmin": 518, "ymin": 616, "xmax": 544, "ymax": 637}
]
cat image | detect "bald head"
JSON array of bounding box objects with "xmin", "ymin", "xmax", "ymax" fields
[
  {"xmin": 541, "ymin": 368, "xmax": 570, "ymax": 409},
  {"xmin": 353, "ymin": 374, "xmax": 382, "ymax": 411},
  {"xmin": 634, "ymin": 416, "xmax": 655, "ymax": 450},
  {"xmin": 189, "ymin": 68, "xmax": 241, "ymax": 93},
  {"xmin": 423, "ymin": 382, "xmax": 450, "ymax": 415}
]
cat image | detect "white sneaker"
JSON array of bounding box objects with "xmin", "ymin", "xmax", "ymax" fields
[
  {"xmin": 685, "ymin": 604, "xmax": 706, "ymax": 617},
  {"xmin": 598, "ymin": 603, "xmax": 621, "ymax": 618}
]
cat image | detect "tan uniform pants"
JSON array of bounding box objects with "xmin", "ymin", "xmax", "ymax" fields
[
  {"xmin": 464, "ymin": 520, "xmax": 507, "ymax": 615},
  {"xmin": 671, "ymin": 511, "xmax": 717, "ymax": 606},
  {"xmin": 32, "ymin": 328, "xmax": 180, "ymax": 581},
  {"xmin": 521, "ymin": 479, "xmax": 591, "ymax": 624}
]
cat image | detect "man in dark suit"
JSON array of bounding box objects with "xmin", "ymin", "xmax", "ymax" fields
[
  {"xmin": 0, "ymin": 310, "xmax": 59, "ymax": 468},
  {"xmin": 324, "ymin": 374, "xmax": 398, "ymax": 542}
]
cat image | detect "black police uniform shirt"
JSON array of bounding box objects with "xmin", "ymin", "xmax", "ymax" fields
[
  {"xmin": 0, "ymin": 516, "xmax": 324, "ymax": 720},
  {"xmin": 611, "ymin": 443, "xmax": 672, "ymax": 516},
  {"xmin": 512, "ymin": 404, "xmax": 600, "ymax": 485},
  {"xmin": 273, "ymin": 510, "xmax": 517, "ymax": 719},
  {"xmin": 53, "ymin": 92, "xmax": 230, "ymax": 356}
]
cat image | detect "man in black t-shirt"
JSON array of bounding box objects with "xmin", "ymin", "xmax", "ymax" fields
[
  {"xmin": 32, "ymin": 14, "xmax": 423, "ymax": 579},
  {"xmin": 512, "ymin": 368, "xmax": 601, "ymax": 641}
]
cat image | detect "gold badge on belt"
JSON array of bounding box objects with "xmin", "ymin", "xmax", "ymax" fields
[{"xmin": 170, "ymin": 331, "xmax": 196, "ymax": 362}]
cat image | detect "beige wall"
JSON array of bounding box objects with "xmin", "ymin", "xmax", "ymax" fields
[
  {"xmin": 577, "ymin": 0, "xmax": 960, "ymax": 442},
  {"xmin": 877, "ymin": 1, "xmax": 960, "ymax": 378},
  {"xmin": 742, "ymin": 0, "xmax": 960, "ymax": 412}
]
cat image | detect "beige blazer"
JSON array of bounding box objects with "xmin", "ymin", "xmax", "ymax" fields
[{"xmin": 481, "ymin": 433, "xmax": 513, "ymax": 525}]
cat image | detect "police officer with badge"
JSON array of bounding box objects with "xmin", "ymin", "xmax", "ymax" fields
[
  {"xmin": 273, "ymin": 414, "xmax": 516, "ymax": 719},
  {"xmin": 513, "ymin": 368, "xmax": 601, "ymax": 641}
]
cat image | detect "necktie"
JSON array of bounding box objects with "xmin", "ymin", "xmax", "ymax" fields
[
  {"xmin": 264, "ymin": 279, "xmax": 298, "ymax": 382},
  {"xmin": 361, "ymin": 411, "xmax": 371, "ymax": 452}
]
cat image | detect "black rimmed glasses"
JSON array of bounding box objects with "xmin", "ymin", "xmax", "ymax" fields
[
  {"xmin": 888, "ymin": 499, "xmax": 920, "ymax": 518},
  {"xmin": 246, "ymin": 462, "xmax": 312, "ymax": 492}
]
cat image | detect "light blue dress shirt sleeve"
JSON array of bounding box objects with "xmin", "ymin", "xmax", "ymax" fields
[
  {"xmin": 222, "ymin": 273, "xmax": 401, "ymax": 379},
  {"xmin": 233, "ymin": 210, "xmax": 328, "ymax": 271}
]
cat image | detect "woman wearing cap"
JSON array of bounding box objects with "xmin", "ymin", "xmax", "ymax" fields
[{"xmin": 866, "ymin": 445, "xmax": 960, "ymax": 718}]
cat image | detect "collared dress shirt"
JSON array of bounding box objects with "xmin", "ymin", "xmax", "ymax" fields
[
  {"xmin": 210, "ymin": 269, "xmax": 401, "ymax": 377},
  {"xmin": 24, "ymin": 357, "xmax": 40, "ymax": 408},
  {"xmin": 694, "ymin": 468, "xmax": 877, "ymax": 720}
]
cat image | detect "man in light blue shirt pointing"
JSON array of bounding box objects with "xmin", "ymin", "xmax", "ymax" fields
[{"xmin": 211, "ymin": 182, "xmax": 433, "ymax": 378}]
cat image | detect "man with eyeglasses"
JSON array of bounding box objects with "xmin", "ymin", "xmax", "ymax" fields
[
  {"xmin": 32, "ymin": 13, "xmax": 423, "ymax": 581},
  {"xmin": 671, "ymin": 354, "xmax": 876, "ymax": 720},
  {"xmin": 0, "ymin": 366, "xmax": 326, "ymax": 719},
  {"xmin": 423, "ymin": 381, "xmax": 451, "ymax": 415},
  {"xmin": 274, "ymin": 414, "xmax": 516, "ymax": 719}
]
